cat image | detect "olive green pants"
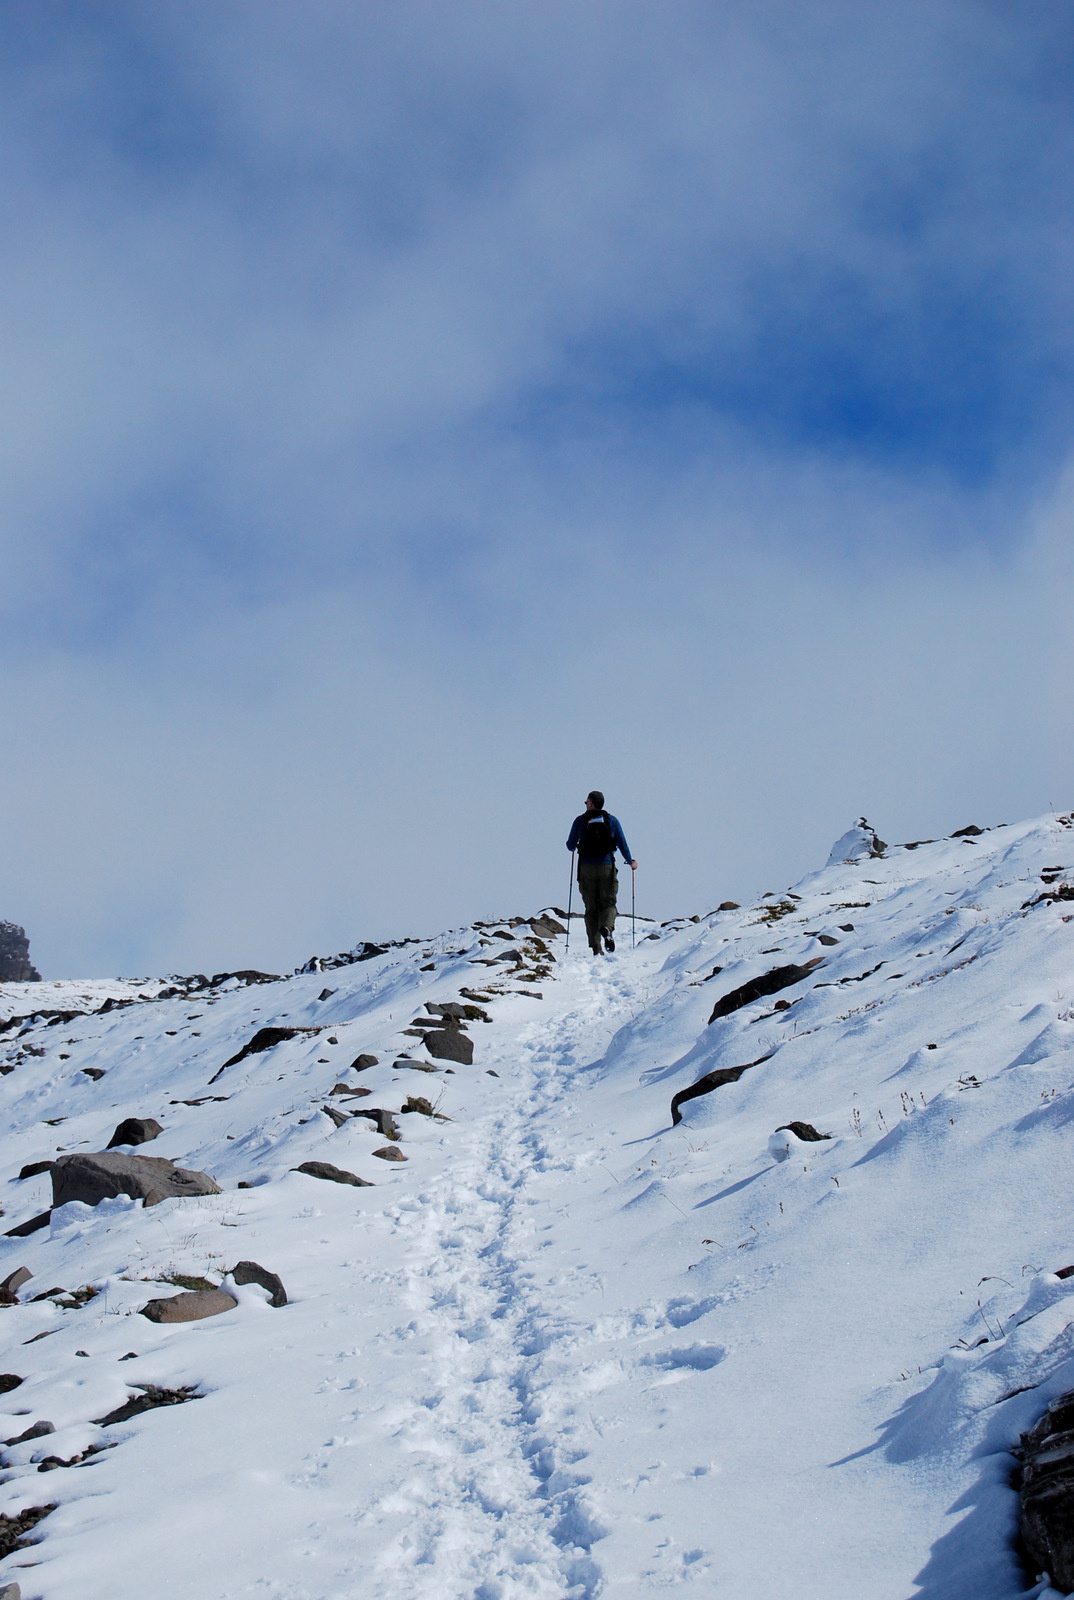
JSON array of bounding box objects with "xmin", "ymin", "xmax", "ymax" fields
[{"xmin": 578, "ymin": 861, "xmax": 618, "ymax": 953}]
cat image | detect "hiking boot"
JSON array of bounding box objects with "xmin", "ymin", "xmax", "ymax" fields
[{"xmin": 602, "ymin": 928, "xmax": 615, "ymax": 953}]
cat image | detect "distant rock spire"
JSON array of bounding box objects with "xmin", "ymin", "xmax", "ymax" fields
[{"xmin": 0, "ymin": 921, "xmax": 42, "ymax": 982}]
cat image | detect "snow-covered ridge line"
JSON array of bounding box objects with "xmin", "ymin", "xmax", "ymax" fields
[{"xmin": 0, "ymin": 814, "xmax": 1071, "ymax": 1599}]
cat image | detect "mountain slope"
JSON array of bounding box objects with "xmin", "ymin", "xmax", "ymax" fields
[{"xmin": 0, "ymin": 815, "xmax": 1071, "ymax": 1600}]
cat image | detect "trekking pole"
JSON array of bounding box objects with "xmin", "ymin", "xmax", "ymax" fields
[
  {"xmin": 631, "ymin": 864, "xmax": 636, "ymax": 949},
  {"xmin": 565, "ymin": 851, "xmax": 575, "ymax": 953}
]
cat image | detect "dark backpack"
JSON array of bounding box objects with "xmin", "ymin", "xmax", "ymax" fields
[{"xmin": 579, "ymin": 811, "xmax": 615, "ymax": 859}]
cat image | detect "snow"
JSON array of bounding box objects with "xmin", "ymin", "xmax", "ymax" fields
[{"xmin": 0, "ymin": 815, "xmax": 1071, "ymax": 1598}]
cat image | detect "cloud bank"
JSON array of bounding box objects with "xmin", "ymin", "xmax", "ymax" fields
[{"xmin": 0, "ymin": 1, "xmax": 1071, "ymax": 975}]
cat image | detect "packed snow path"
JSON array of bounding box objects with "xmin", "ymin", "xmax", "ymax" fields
[{"xmin": 0, "ymin": 815, "xmax": 1073, "ymax": 1599}]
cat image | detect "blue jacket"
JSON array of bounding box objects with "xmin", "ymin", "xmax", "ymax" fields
[{"xmin": 567, "ymin": 811, "xmax": 633, "ymax": 865}]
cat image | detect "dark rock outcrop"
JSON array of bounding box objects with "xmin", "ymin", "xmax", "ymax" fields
[
  {"xmin": 373, "ymin": 1146, "xmax": 407, "ymax": 1162},
  {"xmin": 51, "ymin": 1152, "xmax": 221, "ymax": 1209},
  {"xmin": 529, "ymin": 916, "xmax": 566, "ymax": 937},
  {"xmin": 107, "ymin": 1117, "xmax": 163, "ymax": 1149},
  {"xmin": 671, "ymin": 1052, "xmax": 776, "ymax": 1126},
  {"xmin": 209, "ymin": 1025, "xmax": 310, "ymax": 1083},
  {"xmin": 0, "ymin": 1504, "xmax": 54, "ymax": 1561},
  {"xmin": 140, "ymin": 1289, "xmax": 237, "ymax": 1323},
  {"xmin": 0, "ymin": 1374, "xmax": 23, "ymax": 1394},
  {"xmin": 353, "ymin": 1108, "xmax": 400, "ymax": 1140},
  {"xmin": 776, "ymin": 1121, "xmax": 831, "ymax": 1142},
  {"xmin": 3, "ymin": 1213, "xmax": 51, "ymax": 1237},
  {"xmin": 16, "ymin": 1162, "xmax": 53, "ymax": 1181},
  {"xmin": 350, "ymin": 1054, "xmax": 378, "ymax": 1072},
  {"xmin": 1020, "ymin": 1389, "xmax": 1074, "ymax": 1592},
  {"xmin": 94, "ymin": 1383, "xmax": 200, "ymax": 1425},
  {"xmin": 0, "ymin": 923, "xmax": 40, "ymax": 983},
  {"xmin": 424, "ymin": 1029, "xmax": 474, "ymax": 1065},
  {"xmin": 292, "ymin": 1160, "xmax": 373, "ymax": 1188},
  {"xmin": 4, "ymin": 1420, "xmax": 54, "ymax": 1446},
  {"xmin": 708, "ymin": 960, "xmax": 823, "ymax": 1023},
  {"xmin": 231, "ymin": 1260, "xmax": 287, "ymax": 1307}
]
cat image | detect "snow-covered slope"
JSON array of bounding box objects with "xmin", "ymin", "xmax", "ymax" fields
[{"xmin": 0, "ymin": 815, "xmax": 1072, "ymax": 1600}]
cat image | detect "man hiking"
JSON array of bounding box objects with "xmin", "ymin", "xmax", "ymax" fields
[{"xmin": 566, "ymin": 790, "xmax": 637, "ymax": 955}]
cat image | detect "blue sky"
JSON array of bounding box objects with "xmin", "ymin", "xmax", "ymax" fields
[{"xmin": 1, "ymin": 1, "xmax": 1072, "ymax": 977}]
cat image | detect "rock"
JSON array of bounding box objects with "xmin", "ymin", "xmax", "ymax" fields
[
  {"xmin": 816, "ymin": 934, "xmax": 840, "ymax": 946},
  {"xmin": 4, "ymin": 1420, "xmax": 54, "ymax": 1446},
  {"xmin": 95, "ymin": 1383, "xmax": 200, "ymax": 1425},
  {"xmin": 292, "ymin": 1160, "xmax": 373, "ymax": 1188},
  {"xmin": 717, "ymin": 901, "xmax": 740, "ymax": 912},
  {"xmin": 210, "ymin": 970, "xmax": 281, "ymax": 986},
  {"xmin": 529, "ymin": 916, "xmax": 566, "ymax": 937},
  {"xmin": 0, "ymin": 1374, "xmax": 24, "ymax": 1394},
  {"xmin": 424, "ymin": 1029, "xmax": 474, "ymax": 1065},
  {"xmin": 321, "ymin": 1104, "xmax": 350, "ymax": 1128},
  {"xmin": 231, "ymin": 1260, "xmax": 287, "ymax": 1307},
  {"xmin": 401, "ymin": 1096, "xmax": 434, "ymax": 1117},
  {"xmin": 776, "ymin": 1121, "xmax": 831, "ymax": 1141},
  {"xmin": 107, "ymin": 1117, "xmax": 163, "ymax": 1149},
  {"xmin": 951, "ymin": 823, "xmax": 984, "ymax": 838},
  {"xmin": 0, "ymin": 1505, "xmax": 54, "ymax": 1561},
  {"xmin": 826, "ymin": 818, "xmax": 886, "ymax": 866},
  {"xmin": 209, "ymin": 1025, "xmax": 308, "ymax": 1083},
  {"xmin": 16, "ymin": 1162, "xmax": 53, "ymax": 1181},
  {"xmin": 51, "ymin": 1152, "xmax": 221, "ymax": 1210},
  {"xmin": 353, "ymin": 1108, "xmax": 400, "ymax": 1139},
  {"xmin": 350, "ymin": 1054, "xmax": 378, "ymax": 1072},
  {"xmin": 427, "ymin": 1001, "xmax": 489, "ymax": 1023},
  {"xmin": 708, "ymin": 960, "xmax": 824, "ymax": 1023},
  {"xmin": 0, "ymin": 1267, "xmax": 32, "ymax": 1301},
  {"xmin": 80, "ymin": 1067, "xmax": 106, "ymax": 1080},
  {"xmin": 3, "ymin": 1212, "xmax": 51, "ymax": 1237},
  {"xmin": 671, "ymin": 1052, "xmax": 776, "ymax": 1126},
  {"xmin": 0, "ymin": 1578, "xmax": 20, "ymax": 1598},
  {"xmin": 373, "ymin": 1146, "xmax": 407, "ymax": 1162},
  {"xmin": 0, "ymin": 922, "xmax": 41, "ymax": 983},
  {"xmin": 140, "ymin": 1289, "xmax": 238, "ymax": 1323},
  {"xmin": 318, "ymin": 988, "xmax": 336, "ymax": 1001},
  {"xmin": 1020, "ymin": 1389, "xmax": 1074, "ymax": 1592}
]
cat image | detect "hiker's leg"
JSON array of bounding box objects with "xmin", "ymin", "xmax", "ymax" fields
[
  {"xmin": 578, "ymin": 865, "xmax": 602, "ymax": 953},
  {"xmin": 597, "ymin": 864, "xmax": 619, "ymax": 935}
]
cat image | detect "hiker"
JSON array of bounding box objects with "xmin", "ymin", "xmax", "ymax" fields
[{"xmin": 566, "ymin": 790, "xmax": 637, "ymax": 955}]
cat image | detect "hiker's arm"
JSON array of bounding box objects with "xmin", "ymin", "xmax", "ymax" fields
[
  {"xmin": 566, "ymin": 817, "xmax": 582, "ymax": 851},
  {"xmin": 612, "ymin": 817, "xmax": 635, "ymax": 866}
]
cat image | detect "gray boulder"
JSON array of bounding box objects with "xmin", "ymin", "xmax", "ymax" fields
[
  {"xmin": 424, "ymin": 1029, "xmax": 474, "ymax": 1065},
  {"xmin": 231, "ymin": 1260, "xmax": 287, "ymax": 1307},
  {"xmin": 51, "ymin": 1152, "xmax": 221, "ymax": 1210},
  {"xmin": 353, "ymin": 1107, "xmax": 400, "ymax": 1140},
  {"xmin": 373, "ymin": 1146, "xmax": 407, "ymax": 1162},
  {"xmin": 0, "ymin": 1268, "xmax": 32, "ymax": 1301},
  {"xmin": 292, "ymin": 1160, "xmax": 373, "ymax": 1188},
  {"xmin": 107, "ymin": 1117, "xmax": 163, "ymax": 1149},
  {"xmin": 141, "ymin": 1289, "xmax": 237, "ymax": 1323}
]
